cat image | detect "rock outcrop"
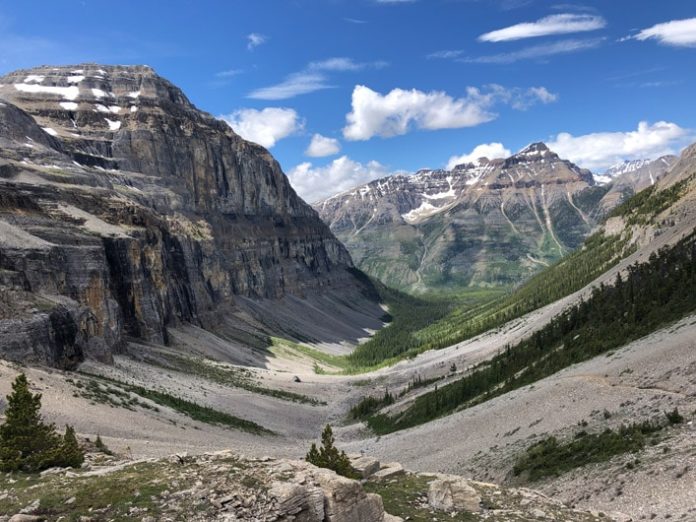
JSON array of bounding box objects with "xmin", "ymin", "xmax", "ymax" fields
[
  {"xmin": 0, "ymin": 64, "xmax": 383, "ymax": 368},
  {"xmin": 0, "ymin": 450, "xmax": 625, "ymax": 521}
]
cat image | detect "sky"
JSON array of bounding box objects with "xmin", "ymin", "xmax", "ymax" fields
[{"xmin": 0, "ymin": 1, "xmax": 695, "ymax": 202}]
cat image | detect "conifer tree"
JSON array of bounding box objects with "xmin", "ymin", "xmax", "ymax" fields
[
  {"xmin": 0, "ymin": 374, "xmax": 84, "ymax": 472},
  {"xmin": 305, "ymin": 424, "xmax": 357, "ymax": 478},
  {"xmin": 58, "ymin": 425, "xmax": 84, "ymax": 468}
]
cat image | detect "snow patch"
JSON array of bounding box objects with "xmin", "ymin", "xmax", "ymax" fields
[
  {"xmin": 127, "ymin": 91, "xmax": 141, "ymax": 99},
  {"xmin": 24, "ymin": 75, "xmax": 45, "ymax": 83},
  {"xmin": 60, "ymin": 101, "xmax": 78, "ymax": 111},
  {"xmin": 14, "ymin": 83, "xmax": 80, "ymax": 101},
  {"xmin": 41, "ymin": 127, "xmax": 58, "ymax": 136},
  {"xmin": 130, "ymin": 105, "xmax": 138, "ymax": 113},
  {"xmin": 105, "ymin": 118, "xmax": 121, "ymax": 131},
  {"xmin": 402, "ymin": 201, "xmax": 447, "ymax": 224}
]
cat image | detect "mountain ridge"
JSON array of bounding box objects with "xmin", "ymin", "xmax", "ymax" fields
[{"xmin": 0, "ymin": 64, "xmax": 383, "ymax": 368}]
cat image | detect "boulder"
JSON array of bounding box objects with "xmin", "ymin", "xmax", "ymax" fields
[
  {"xmin": 312, "ymin": 468, "xmax": 385, "ymax": 522},
  {"xmin": 348, "ymin": 455, "xmax": 381, "ymax": 479},
  {"xmin": 427, "ymin": 475, "xmax": 481, "ymax": 513},
  {"xmin": 372, "ymin": 462, "xmax": 405, "ymax": 480}
]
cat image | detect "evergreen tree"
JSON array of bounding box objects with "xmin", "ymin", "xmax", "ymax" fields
[
  {"xmin": 306, "ymin": 425, "xmax": 357, "ymax": 478},
  {"xmin": 57, "ymin": 425, "xmax": 84, "ymax": 468},
  {"xmin": 0, "ymin": 374, "xmax": 84, "ymax": 472}
]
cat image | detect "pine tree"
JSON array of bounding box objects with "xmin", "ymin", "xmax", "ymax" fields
[
  {"xmin": 305, "ymin": 425, "xmax": 357, "ymax": 479},
  {"xmin": 57, "ymin": 425, "xmax": 84, "ymax": 468},
  {"xmin": 0, "ymin": 374, "xmax": 84, "ymax": 472}
]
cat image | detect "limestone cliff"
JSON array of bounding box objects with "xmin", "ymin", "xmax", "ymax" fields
[{"xmin": 0, "ymin": 64, "xmax": 382, "ymax": 368}]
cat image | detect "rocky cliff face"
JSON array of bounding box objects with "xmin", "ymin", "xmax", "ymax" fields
[
  {"xmin": 596, "ymin": 156, "xmax": 677, "ymax": 213},
  {"xmin": 317, "ymin": 143, "xmax": 604, "ymax": 292},
  {"xmin": 0, "ymin": 64, "xmax": 382, "ymax": 368}
]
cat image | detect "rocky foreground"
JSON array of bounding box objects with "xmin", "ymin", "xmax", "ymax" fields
[{"xmin": 0, "ymin": 450, "xmax": 626, "ymax": 521}]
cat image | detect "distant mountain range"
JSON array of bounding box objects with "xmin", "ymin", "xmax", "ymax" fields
[{"xmin": 315, "ymin": 144, "xmax": 676, "ymax": 293}]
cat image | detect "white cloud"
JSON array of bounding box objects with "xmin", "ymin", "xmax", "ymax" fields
[
  {"xmin": 308, "ymin": 57, "xmax": 388, "ymax": 72},
  {"xmin": 247, "ymin": 33, "xmax": 267, "ymax": 50},
  {"xmin": 479, "ymin": 14, "xmax": 606, "ymax": 42},
  {"xmin": 248, "ymin": 56, "xmax": 385, "ymax": 100},
  {"xmin": 220, "ymin": 108, "xmax": 302, "ymax": 148},
  {"xmin": 465, "ymin": 37, "xmax": 604, "ymax": 64},
  {"xmin": 305, "ymin": 134, "xmax": 341, "ymax": 157},
  {"xmin": 343, "ymin": 84, "xmax": 557, "ymax": 140},
  {"xmin": 216, "ymin": 69, "xmax": 243, "ymax": 78},
  {"xmin": 446, "ymin": 143, "xmax": 511, "ymax": 170},
  {"xmin": 548, "ymin": 121, "xmax": 692, "ymax": 171},
  {"xmin": 343, "ymin": 85, "xmax": 495, "ymax": 141},
  {"xmin": 248, "ymin": 72, "xmax": 332, "ymax": 100},
  {"xmin": 627, "ymin": 18, "xmax": 696, "ymax": 47},
  {"xmin": 287, "ymin": 156, "xmax": 393, "ymax": 203}
]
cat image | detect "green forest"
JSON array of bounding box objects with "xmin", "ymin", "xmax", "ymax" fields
[{"xmin": 366, "ymin": 229, "xmax": 696, "ymax": 434}]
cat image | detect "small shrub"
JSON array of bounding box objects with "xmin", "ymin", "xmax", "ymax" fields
[
  {"xmin": 95, "ymin": 435, "xmax": 113, "ymax": 456},
  {"xmin": 665, "ymin": 408, "xmax": 684, "ymax": 425},
  {"xmin": 306, "ymin": 425, "xmax": 358, "ymax": 479}
]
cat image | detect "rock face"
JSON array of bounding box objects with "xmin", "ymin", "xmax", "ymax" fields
[
  {"xmin": 427, "ymin": 474, "xmax": 482, "ymax": 513},
  {"xmin": 0, "ymin": 64, "xmax": 382, "ymax": 368},
  {"xmin": 316, "ymin": 143, "xmax": 605, "ymax": 292}
]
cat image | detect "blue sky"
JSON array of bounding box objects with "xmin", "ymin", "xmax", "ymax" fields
[{"xmin": 1, "ymin": 0, "xmax": 695, "ymax": 201}]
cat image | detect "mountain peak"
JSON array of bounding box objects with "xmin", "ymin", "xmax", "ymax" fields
[{"xmin": 518, "ymin": 142, "xmax": 550, "ymax": 155}]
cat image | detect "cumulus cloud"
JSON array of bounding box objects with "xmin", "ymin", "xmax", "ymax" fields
[
  {"xmin": 305, "ymin": 134, "xmax": 341, "ymax": 157},
  {"xmin": 548, "ymin": 121, "xmax": 692, "ymax": 171},
  {"xmin": 220, "ymin": 108, "xmax": 302, "ymax": 148},
  {"xmin": 626, "ymin": 18, "xmax": 696, "ymax": 47},
  {"xmin": 247, "ymin": 33, "xmax": 267, "ymax": 50},
  {"xmin": 343, "ymin": 84, "xmax": 557, "ymax": 140},
  {"xmin": 446, "ymin": 143, "xmax": 511, "ymax": 170},
  {"xmin": 287, "ymin": 156, "xmax": 393, "ymax": 203},
  {"xmin": 479, "ymin": 14, "xmax": 606, "ymax": 42}
]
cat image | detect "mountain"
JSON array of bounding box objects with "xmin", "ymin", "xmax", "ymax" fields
[
  {"xmin": 0, "ymin": 64, "xmax": 383, "ymax": 369},
  {"xmin": 316, "ymin": 143, "xmax": 604, "ymax": 293},
  {"xmin": 596, "ymin": 156, "xmax": 678, "ymax": 213}
]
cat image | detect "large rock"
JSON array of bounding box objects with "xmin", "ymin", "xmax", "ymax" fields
[
  {"xmin": 266, "ymin": 464, "xmax": 385, "ymax": 522},
  {"xmin": 427, "ymin": 474, "xmax": 481, "ymax": 513},
  {"xmin": 348, "ymin": 454, "xmax": 381, "ymax": 479},
  {"xmin": 312, "ymin": 468, "xmax": 385, "ymax": 522},
  {"xmin": 372, "ymin": 462, "xmax": 405, "ymax": 480}
]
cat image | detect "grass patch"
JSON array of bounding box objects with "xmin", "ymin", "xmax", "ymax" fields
[
  {"xmin": 363, "ymin": 474, "xmax": 477, "ymax": 522},
  {"xmin": 513, "ymin": 415, "xmax": 679, "ymax": 481},
  {"xmin": 0, "ymin": 462, "xmax": 172, "ymax": 521},
  {"xmin": 153, "ymin": 352, "xmax": 325, "ymax": 406},
  {"xmin": 78, "ymin": 372, "xmax": 273, "ymax": 435}
]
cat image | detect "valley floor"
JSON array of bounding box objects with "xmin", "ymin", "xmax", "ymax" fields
[{"xmin": 1, "ymin": 311, "xmax": 694, "ymax": 521}]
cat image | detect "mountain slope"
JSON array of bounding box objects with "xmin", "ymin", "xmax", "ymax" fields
[
  {"xmin": 0, "ymin": 64, "xmax": 383, "ymax": 368},
  {"xmin": 596, "ymin": 156, "xmax": 677, "ymax": 213},
  {"xmin": 317, "ymin": 143, "xmax": 604, "ymax": 293}
]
